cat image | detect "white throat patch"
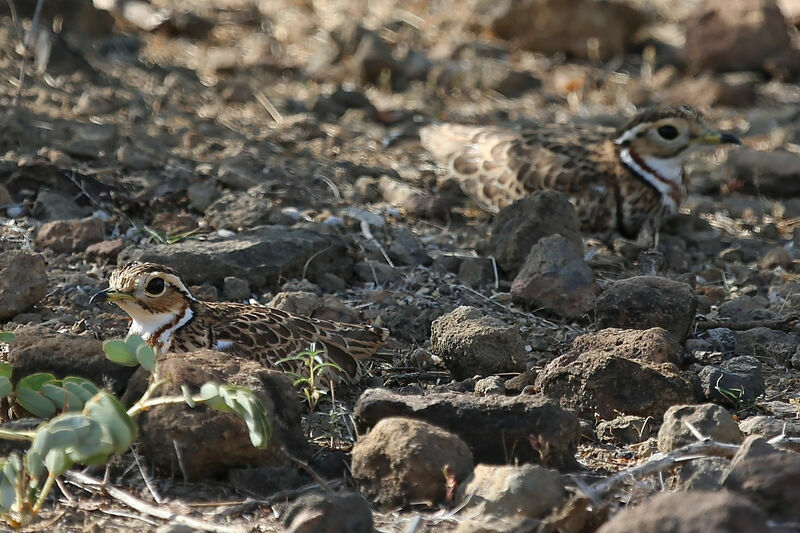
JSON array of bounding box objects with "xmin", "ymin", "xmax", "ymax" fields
[
  {"xmin": 128, "ymin": 305, "xmax": 194, "ymax": 350},
  {"xmin": 619, "ymin": 147, "xmax": 685, "ymax": 214}
]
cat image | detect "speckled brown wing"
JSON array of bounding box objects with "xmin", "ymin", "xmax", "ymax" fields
[
  {"xmin": 420, "ymin": 123, "xmax": 622, "ymax": 232},
  {"xmin": 173, "ymin": 302, "xmax": 388, "ymax": 384}
]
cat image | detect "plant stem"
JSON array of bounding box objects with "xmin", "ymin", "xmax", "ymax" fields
[
  {"xmin": 126, "ymin": 379, "xmax": 168, "ymax": 418},
  {"xmin": 127, "ymin": 394, "xmax": 205, "ymax": 417},
  {"xmin": 32, "ymin": 473, "xmax": 55, "ymax": 513},
  {"xmin": 0, "ymin": 428, "xmax": 35, "ymax": 441}
]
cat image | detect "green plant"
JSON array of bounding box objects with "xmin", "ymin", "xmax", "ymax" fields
[
  {"xmin": 276, "ymin": 345, "xmax": 342, "ymax": 415},
  {"xmin": 0, "ymin": 334, "xmax": 271, "ymax": 527},
  {"xmin": 139, "ymin": 225, "xmax": 199, "ymax": 245},
  {"xmin": 714, "ymin": 375, "xmax": 749, "ymax": 411}
]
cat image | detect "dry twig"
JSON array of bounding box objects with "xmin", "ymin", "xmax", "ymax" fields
[
  {"xmin": 694, "ymin": 314, "xmax": 799, "ymax": 332},
  {"xmin": 63, "ymin": 471, "xmax": 246, "ymax": 533},
  {"xmin": 586, "ymin": 439, "xmax": 740, "ymax": 499}
]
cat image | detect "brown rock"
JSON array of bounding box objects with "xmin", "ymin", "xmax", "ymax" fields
[
  {"xmin": 0, "ymin": 251, "xmax": 47, "ymax": 321},
  {"xmin": 477, "ymin": 0, "xmax": 646, "ymax": 60},
  {"xmin": 351, "ymin": 417, "xmax": 473, "ymax": 508},
  {"xmin": 723, "ymin": 443, "xmax": 800, "ymax": 516},
  {"xmin": 430, "ymin": 306, "xmax": 526, "ymax": 379},
  {"xmin": 486, "ymin": 190, "xmax": 583, "ymax": 278},
  {"xmin": 684, "ymin": 0, "xmax": 798, "ymax": 76},
  {"xmin": 510, "ymin": 234, "xmax": 594, "ymax": 318},
  {"xmin": 137, "ymin": 349, "xmax": 307, "ymax": 478},
  {"xmin": 35, "ymin": 217, "xmax": 104, "ymax": 253},
  {"xmin": 455, "ymin": 464, "xmax": 565, "ymax": 520},
  {"xmin": 283, "ymin": 491, "xmax": 373, "ymax": 533},
  {"xmin": 354, "ymin": 388, "xmax": 579, "ymax": 470},
  {"xmin": 535, "ymin": 351, "xmax": 695, "ymax": 420},
  {"xmin": 740, "ymin": 415, "xmax": 800, "ymax": 438},
  {"xmin": 570, "ymin": 327, "xmax": 682, "ymax": 366},
  {"xmin": 85, "ymin": 238, "xmax": 126, "ymax": 261},
  {"xmin": 7, "ymin": 325, "xmax": 135, "ymax": 396},
  {"xmin": 657, "ymin": 404, "xmax": 743, "ymax": 452},
  {"xmin": 594, "ymin": 276, "xmax": 697, "ymax": 341},
  {"xmin": 596, "ymin": 490, "xmax": 769, "ymax": 533}
]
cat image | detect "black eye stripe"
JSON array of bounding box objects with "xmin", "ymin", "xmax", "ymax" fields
[{"xmin": 145, "ymin": 278, "xmax": 165, "ymax": 295}]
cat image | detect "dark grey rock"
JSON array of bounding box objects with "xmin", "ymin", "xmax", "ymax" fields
[
  {"xmin": 387, "ymin": 226, "xmax": 432, "ymax": 266},
  {"xmin": 354, "ymin": 388, "xmax": 579, "ymax": 470},
  {"xmin": 118, "ymin": 225, "xmax": 353, "ymax": 289},
  {"xmin": 485, "ymin": 190, "xmax": 583, "ymax": 278},
  {"xmin": 457, "ymin": 257, "xmax": 496, "ymax": 288},
  {"xmin": 284, "ymin": 491, "xmax": 373, "ymax": 533},
  {"xmin": 697, "ymin": 356, "xmax": 765, "ymax": 407},
  {"xmin": 594, "ymin": 276, "xmax": 697, "ymax": 341},
  {"xmin": 222, "ymin": 276, "xmax": 251, "ymax": 301},
  {"xmin": 735, "ymin": 327, "xmax": 800, "ymax": 364},
  {"xmin": 510, "ymin": 234, "xmax": 594, "ymax": 318}
]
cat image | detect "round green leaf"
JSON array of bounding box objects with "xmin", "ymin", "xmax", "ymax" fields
[
  {"xmin": 124, "ymin": 334, "xmax": 145, "ymax": 354},
  {"xmin": 0, "ymin": 471, "xmax": 15, "ymax": 512},
  {"xmin": 42, "ymin": 383, "xmax": 83, "ymax": 411},
  {"xmin": 62, "ymin": 381, "xmax": 95, "ymax": 405},
  {"xmin": 103, "ymin": 339, "xmax": 138, "ymax": 366},
  {"xmin": 135, "ymin": 343, "xmax": 156, "ymax": 372},
  {"xmin": 17, "ymin": 373, "xmax": 56, "ymax": 392},
  {"xmin": 0, "ymin": 332, "xmax": 14, "ymax": 343},
  {"xmin": 0, "ymin": 377, "xmax": 12, "ymax": 399},
  {"xmin": 83, "ymin": 392, "xmax": 136, "ymax": 455},
  {"xmin": 47, "ymin": 414, "xmax": 112, "ymax": 465},
  {"xmin": 44, "ymin": 448, "xmax": 71, "ymax": 477},
  {"xmin": 0, "ymin": 362, "xmax": 12, "ymax": 380},
  {"xmin": 181, "ymin": 385, "xmax": 196, "ymax": 408},
  {"xmin": 26, "ymin": 428, "xmax": 55, "ymax": 482},
  {"xmin": 198, "ymin": 383, "xmax": 229, "ymax": 412},
  {"xmin": 65, "ymin": 377, "xmax": 100, "ymax": 397},
  {"xmin": 16, "ymin": 388, "xmax": 57, "ymax": 419}
]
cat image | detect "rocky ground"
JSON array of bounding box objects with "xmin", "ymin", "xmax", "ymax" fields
[{"xmin": 2, "ymin": 0, "xmax": 800, "ymax": 531}]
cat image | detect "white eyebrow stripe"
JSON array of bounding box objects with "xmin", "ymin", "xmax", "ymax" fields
[{"xmin": 614, "ymin": 123, "xmax": 649, "ymax": 145}]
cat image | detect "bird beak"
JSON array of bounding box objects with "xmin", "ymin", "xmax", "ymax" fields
[
  {"xmin": 90, "ymin": 289, "xmax": 136, "ymax": 304},
  {"xmin": 699, "ymin": 130, "xmax": 741, "ymax": 146}
]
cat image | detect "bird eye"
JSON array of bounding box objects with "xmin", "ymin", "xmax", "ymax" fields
[
  {"xmin": 657, "ymin": 125, "xmax": 679, "ymax": 140},
  {"xmin": 145, "ymin": 277, "xmax": 166, "ymax": 296}
]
